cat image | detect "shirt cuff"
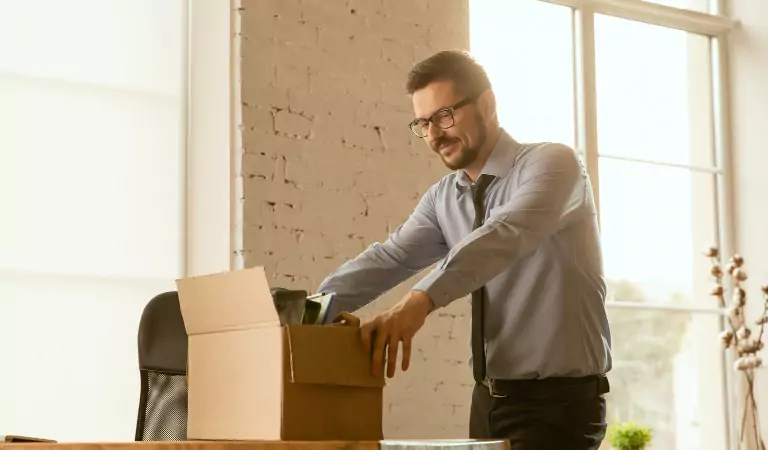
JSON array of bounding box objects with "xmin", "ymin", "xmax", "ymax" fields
[{"xmin": 412, "ymin": 268, "xmax": 474, "ymax": 309}]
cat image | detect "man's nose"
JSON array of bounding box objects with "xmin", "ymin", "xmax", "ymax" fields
[{"xmin": 426, "ymin": 121, "xmax": 445, "ymax": 142}]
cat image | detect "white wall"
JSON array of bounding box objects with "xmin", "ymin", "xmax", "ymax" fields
[
  {"xmin": 0, "ymin": 0, "xmax": 236, "ymax": 441},
  {"xmin": 727, "ymin": 0, "xmax": 768, "ymax": 445},
  {"xmin": 186, "ymin": 0, "xmax": 236, "ymax": 277},
  {"xmin": 0, "ymin": 0, "xmax": 187, "ymax": 441}
]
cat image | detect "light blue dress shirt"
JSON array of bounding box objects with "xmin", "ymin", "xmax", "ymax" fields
[{"xmin": 317, "ymin": 129, "xmax": 612, "ymax": 380}]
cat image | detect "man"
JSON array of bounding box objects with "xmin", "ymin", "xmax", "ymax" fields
[{"xmin": 316, "ymin": 50, "xmax": 612, "ymax": 449}]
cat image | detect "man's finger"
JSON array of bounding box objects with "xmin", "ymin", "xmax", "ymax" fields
[
  {"xmin": 360, "ymin": 321, "xmax": 373, "ymax": 356},
  {"xmin": 401, "ymin": 335, "xmax": 412, "ymax": 372},
  {"xmin": 387, "ymin": 330, "xmax": 400, "ymax": 378},
  {"xmin": 371, "ymin": 325, "xmax": 389, "ymax": 377}
]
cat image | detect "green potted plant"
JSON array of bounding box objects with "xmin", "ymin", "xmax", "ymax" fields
[{"xmin": 607, "ymin": 421, "xmax": 653, "ymax": 450}]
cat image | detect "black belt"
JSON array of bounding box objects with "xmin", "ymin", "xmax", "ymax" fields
[{"xmin": 482, "ymin": 374, "xmax": 610, "ymax": 401}]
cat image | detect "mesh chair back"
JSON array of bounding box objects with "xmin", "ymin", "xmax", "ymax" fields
[{"xmin": 135, "ymin": 291, "xmax": 188, "ymax": 441}]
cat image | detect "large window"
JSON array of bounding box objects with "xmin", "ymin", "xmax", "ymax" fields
[
  {"xmin": 470, "ymin": 1, "xmax": 737, "ymax": 449},
  {"xmin": 0, "ymin": 0, "xmax": 186, "ymax": 441}
]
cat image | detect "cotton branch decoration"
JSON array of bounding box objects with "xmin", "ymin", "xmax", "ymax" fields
[{"xmin": 705, "ymin": 246, "xmax": 768, "ymax": 450}]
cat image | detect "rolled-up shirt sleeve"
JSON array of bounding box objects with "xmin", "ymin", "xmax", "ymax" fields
[
  {"xmin": 317, "ymin": 183, "xmax": 449, "ymax": 320},
  {"xmin": 412, "ymin": 144, "xmax": 588, "ymax": 308}
]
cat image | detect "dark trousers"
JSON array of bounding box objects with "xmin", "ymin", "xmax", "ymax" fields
[{"xmin": 469, "ymin": 375, "xmax": 609, "ymax": 450}]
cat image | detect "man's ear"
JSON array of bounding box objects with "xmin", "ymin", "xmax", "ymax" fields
[{"xmin": 477, "ymin": 89, "xmax": 497, "ymax": 124}]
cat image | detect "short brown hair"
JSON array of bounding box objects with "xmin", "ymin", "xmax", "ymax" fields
[{"xmin": 405, "ymin": 49, "xmax": 492, "ymax": 99}]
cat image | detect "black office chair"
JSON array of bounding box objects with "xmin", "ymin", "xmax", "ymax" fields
[
  {"xmin": 134, "ymin": 291, "xmax": 188, "ymax": 441},
  {"xmin": 133, "ymin": 286, "xmax": 308, "ymax": 441}
]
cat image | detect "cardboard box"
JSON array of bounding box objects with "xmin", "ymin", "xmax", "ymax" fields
[{"xmin": 176, "ymin": 266, "xmax": 386, "ymax": 441}]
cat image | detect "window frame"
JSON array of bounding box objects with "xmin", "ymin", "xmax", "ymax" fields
[{"xmin": 536, "ymin": 0, "xmax": 740, "ymax": 446}]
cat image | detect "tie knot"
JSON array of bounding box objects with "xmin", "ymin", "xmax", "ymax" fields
[
  {"xmin": 470, "ymin": 174, "xmax": 495, "ymax": 212},
  {"xmin": 471, "ymin": 174, "xmax": 495, "ymax": 196}
]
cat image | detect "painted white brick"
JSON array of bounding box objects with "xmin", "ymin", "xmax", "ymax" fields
[
  {"xmin": 347, "ymin": 77, "xmax": 383, "ymax": 104},
  {"xmin": 273, "ymin": 110, "xmax": 312, "ymax": 138},
  {"xmin": 242, "ymin": 106, "xmax": 274, "ymax": 135},
  {"xmin": 317, "ymin": 27, "xmax": 352, "ymax": 55},
  {"xmin": 274, "ymin": 19, "xmax": 318, "ymax": 48},
  {"xmin": 275, "ymin": 64, "xmax": 309, "ymax": 97},
  {"xmin": 240, "ymin": 0, "xmax": 301, "ymax": 20},
  {"xmin": 242, "ymin": 149, "xmax": 279, "ymax": 181},
  {"xmin": 368, "ymin": 14, "xmax": 430, "ymax": 43},
  {"xmin": 347, "ymin": 0, "xmax": 388, "ymax": 18},
  {"xmin": 382, "ymin": 38, "xmax": 415, "ymax": 66},
  {"xmin": 309, "ymin": 72, "xmax": 349, "ymax": 97},
  {"xmin": 241, "ymin": 82, "xmax": 289, "ymax": 111},
  {"xmin": 300, "ymin": 0, "xmax": 369, "ymax": 36},
  {"xmin": 343, "ymin": 125, "xmax": 384, "ymax": 151},
  {"xmin": 239, "ymin": 0, "xmax": 470, "ymax": 439},
  {"xmin": 359, "ymin": 57, "xmax": 406, "ymax": 90},
  {"xmin": 242, "ymin": 129, "xmax": 304, "ymax": 163},
  {"xmin": 382, "ymin": 0, "xmax": 429, "ymax": 23}
]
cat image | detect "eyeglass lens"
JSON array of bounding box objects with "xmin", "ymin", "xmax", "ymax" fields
[{"xmin": 412, "ymin": 110, "xmax": 455, "ymax": 138}]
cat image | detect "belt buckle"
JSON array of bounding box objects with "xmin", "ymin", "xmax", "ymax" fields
[{"xmin": 486, "ymin": 379, "xmax": 508, "ymax": 399}]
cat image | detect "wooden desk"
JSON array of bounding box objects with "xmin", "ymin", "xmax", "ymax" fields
[{"xmin": 0, "ymin": 441, "xmax": 509, "ymax": 450}]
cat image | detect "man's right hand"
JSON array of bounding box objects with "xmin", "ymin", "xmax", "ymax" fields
[{"xmin": 360, "ymin": 290, "xmax": 434, "ymax": 378}]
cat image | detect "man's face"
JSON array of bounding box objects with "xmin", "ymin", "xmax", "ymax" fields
[{"xmin": 411, "ymin": 80, "xmax": 487, "ymax": 171}]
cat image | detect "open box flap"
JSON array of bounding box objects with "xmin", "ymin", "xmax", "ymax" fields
[
  {"xmin": 176, "ymin": 266, "xmax": 279, "ymax": 335},
  {"xmin": 285, "ymin": 325, "xmax": 386, "ymax": 388}
]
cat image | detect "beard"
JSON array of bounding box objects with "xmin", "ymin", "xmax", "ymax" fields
[{"xmin": 433, "ymin": 112, "xmax": 487, "ymax": 171}]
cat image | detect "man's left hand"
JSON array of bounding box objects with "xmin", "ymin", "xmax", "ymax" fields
[{"xmin": 360, "ymin": 290, "xmax": 434, "ymax": 378}]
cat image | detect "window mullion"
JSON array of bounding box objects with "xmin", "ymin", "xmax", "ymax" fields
[
  {"xmin": 572, "ymin": 5, "xmax": 601, "ymax": 227},
  {"xmin": 711, "ymin": 29, "xmax": 740, "ymax": 450}
]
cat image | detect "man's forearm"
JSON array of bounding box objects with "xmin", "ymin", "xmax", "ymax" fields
[
  {"xmin": 317, "ymin": 241, "xmax": 429, "ymax": 318},
  {"xmin": 316, "ymin": 185, "xmax": 448, "ymax": 321}
]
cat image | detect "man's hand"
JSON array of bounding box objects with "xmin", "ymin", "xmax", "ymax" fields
[{"xmin": 361, "ymin": 290, "xmax": 434, "ymax": 378}]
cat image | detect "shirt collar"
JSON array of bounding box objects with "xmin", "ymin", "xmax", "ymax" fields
[{"xmin": 455, "ymin": 128, "xmax": 522, "ymax": 191}]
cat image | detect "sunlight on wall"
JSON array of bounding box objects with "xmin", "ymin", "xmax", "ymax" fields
[{"xmin": 0, "ymin": 0, "xmax": 186, "ymax": 441}]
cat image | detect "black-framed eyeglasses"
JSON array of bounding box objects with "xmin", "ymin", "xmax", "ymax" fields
[{"xmin": 408, "ymin": 97, "xmax": 474, "ymax": 138}]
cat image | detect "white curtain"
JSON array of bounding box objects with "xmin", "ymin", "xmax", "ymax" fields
[{"xmin": 0, "ymin": 0, "xmax": 186, "ymax": 441}]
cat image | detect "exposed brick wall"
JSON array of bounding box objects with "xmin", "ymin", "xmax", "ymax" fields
[{"xmin": 238, "ymin": 0, "xmax": 471, "ymax": 438}]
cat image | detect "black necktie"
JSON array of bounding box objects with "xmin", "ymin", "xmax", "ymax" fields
[{"xmin": 470, "ymin": 174, "xmax": 495, "ymax": 384}]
